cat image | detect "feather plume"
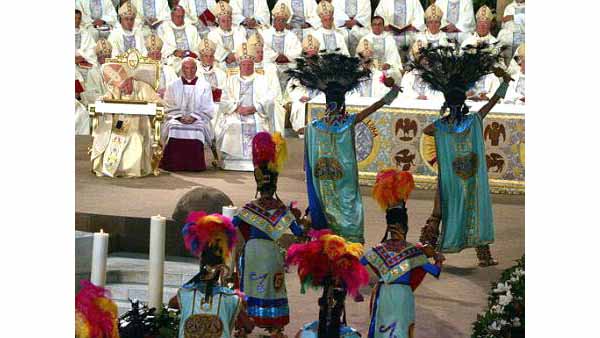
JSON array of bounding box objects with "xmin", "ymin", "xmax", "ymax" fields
[
  {"xmin": 75, "ymin": 280, "xmax": 120, "ymax": 338},
  {"xmin": 372, "ymin": 169, "xmax": 415, "ymax": 209},
  {"xmin": 182, "ymin": 211, "xmax": 238, "ymax": 261},
  {"xmin": 270, "ymin": 132, "xmax": 288, "ymax": 172},
  {"xmin": 251, "ymin": 132, "xmax": 276, "ymax": 167},
  {"xmin": 406, "ymin": 42, "xmax": 505, "ymax": 97}
]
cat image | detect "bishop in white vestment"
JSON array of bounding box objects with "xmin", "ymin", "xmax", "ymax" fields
[
  {"xmin": 275, "ymin": 0, "xmax": 320, "ymax": 42},
  {"xmin": 497, "ymin": 0, "xmax": 525, "ymax": 66},
  {"xmin": 108, "ymin": 3, "xmax": 148, "ymax": 57},
  {"xmin": 354, "ymin": 39, "xmax": 399, "ymax": 98},
  {"xmin": 145, "ymin": 34, "xmax": 179, "ymax": 98},
  {"xmin": 504, "ymin": 43, "xmax": 525, "ymax": 105},
  {"xmin": 413, "ymin": 4, "xmax": 450, "ymax": 48},
  {"xmin": 76, "ymin": 0, "xmax": 118, "ymax": 40},
  {"xmin": 332, "ymin": 0, "xmax": 371, "ymax": 55},
  {"xmin": 132, "ymin": 0, "xmax": 171, "ymax": 38},
  {"xmin": 217, "ymin": 42, "xmax": 275, "ymax": 171},
  {"xmin": 81, "ymin": 39, "xmax": 113, "ymax": 106},
  {"xmin": 207, "ymin": 2, "xmax": 248, "ymax": 75},
  {"xmin": 358, "ymin": 16, "xmax": 403, "ymax": 75},
  {"xmin": 158, "ymin": 5, "xmax": 201, "ymax": 73},
  {"xmin": 460, "ymin": 6, "xmax": 498, "ymax": 49},
  {"xmin": 197, "ymin": 38, "xmax": 230, "ymax": 133},
  {"xmin": 76, "ymin": 10, "xmax": 98, "ymax": 67},
  {"xmin": 374, "ymin": 0, "xmax": 425, "ymax": 58},
  {"xmin": 436, "ymin": 0, "xmax": 475, "ymax": 45},
  {"xmin": 313, "ymin": 1, "xmax": 349, "ymax": 55},
  {"xmin": 180, "ymin": 0, "xmax": 218, "ymax": 38},
  {"xmin": 230, "ymin": 0, "xmax": 270, "ymax": 38}
]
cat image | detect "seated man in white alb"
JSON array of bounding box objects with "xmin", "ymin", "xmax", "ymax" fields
[
  {"xmin": 217, "ymin": 42, "xmax": 275, "ymax": 171},
  {"xmin": 91, "ymin": 63, "xmax": 163, "ymax": 178},
  {"xmin": 263, "ymin": 3, "xmax": 302, "ymax": 94},
  {"xmin": 436, "ymin": 0, "xmax": 475, "ymax": 45},
  {"xmin": 504, "ymin": 43, "xmax": 525, "ymax": 105},
  {"xmin": 132, "ymin": 0, "xmax": 171, "ymax": 38},
  {"xmin": 358, "ymin": 16, "xmax": 403, "ymax": 75},
  {"xmin": 313, "ymin": 1, "xmax": 349, "ymax": 55},
  {"xmin": 158, "ymin": 5, "xmax": 201, "ymax": 73},
  {"xmin": 354, "ymin": 39, "xmax": 398, "ymax": 98},
  {"xmin": 207, "ymin": 1, "xmax": 247, "ymax": 74},
  {"xmin": 400, "ymin": 40, "xmax": 444, "ymax": 101},
  {"xmin": 461, "ymin": 5, "xmax": 498, "ymax": 48},
  {"xmin": 497, "ymin": 0, "xmax": 525, "ymax": 67},
  {"xmin": 180, "ymin": 0, "xmax": 218, "ymax": 38},
  {"xmin": 161, "ymin": 57, "xmax": 217, "ymax": 171},
  {"xmin": 81, "ymin": 39, "xmax": 114, "ymax": 105},
  {"xmin": 276, "ymin": 0, "xmax": 320, "ymax": 42},
  {"xmin": 76, "ymin": 69, "xmax": 90, "ymax": 135},
  {"xmin": 285, "ymin": 34, "xmax": 321, "ymax": 135},
  {"xmin": 414, "ymin": 4, "xmax": 449, "ymax": 48},
  {"xmin": 76, "ymin": 9, "xmax": 98, "ymax": 82},
  {"xmin": 196, "ymin": 38, "xmax": 229, "ymax": 132},
  {"xmin": 231, "ymin": 0, "xmax": 270, "ymax": 39},
  {"xmin": 76, "ymin": 0, "xmax": 118, "ymax": 40},
  {"xmin": 331, "ymin": 0, "xmax": 371, "ymax": 55},
  {"xmin": 145, "ymin": 34, "xmax": 178, "ymax": 97},
  {"xmin": 374, "ymin": 0, "xmax": 425, "ymax": 61},
  {"xmin": 108, "ymin": 3, "xmax": 148, "ymax": 57}
]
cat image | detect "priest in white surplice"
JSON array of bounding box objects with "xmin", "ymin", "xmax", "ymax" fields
[
  {"xmin": 132, "ymin": 0, "xmax": 171, "ymax": 38},
  {"xmin": 504, "ymin": 43, "xmax": 525, "ymax": 105},
  {"xmin": 158, "ymin": 5, "xmax": 201, "ymax": 73},
  {"xmin": 76, "ymin": 0, "xmax": 118, "ymax": 40},
  {"xmin": 400, "ymin": 40, "xmax": 444, "ymax": 101},
  {"xmin": 216, "ymin": 42, "xmax": 275, "ymax": 171},
  {"xmin": 436, "ymin": 0, "xmax": 475, "ymax": 45},
  {"xmin": 374, "ymin": 0, "xmax": 425, "ymax": 61},
  {"xmin": 145, "ymin": 34, "xmax": 178, "ymax": 98},
  {"xmin": 160, "ymin": 57, "xmax": 217, "ymax": 171},
  {"xmin": 180, "ymin": 0, "xmax": 218, "ymax": 38},
  {"xmin": 108, "ymin": 3, "xmax": 148, "ymax": 57},
  {"xmin": 414, "ymin": 4, "xmax": 449, "ymax": 48},
  {"xmin": 231, "ymin": 0, "xmax": 270, "ymax": 39},
  {"xmin": 357, "ymin": 16, "xmax": 403, "ymax": 76},
  {"xmin": 313, "ymin": 1, "xmax": 349, "ymax": 55},
  {"xmin": 91, "ymin": 63, "xmax": 163, "ymax": 178},
  {"xmin": 497, "ymin": 0, "xmax": 525, "ymax": 67},
  {"xmin": 207, "ymin": 1, "xmax": 248, "ymax": 75},
  {"xmin": 285, "ymin": 34, "xmax": 321, "ymax": 135},
  {"xmin": 81, "ymin": 39, "xmax": 113, "ymax": 105},
  {"xmin": 354, "ymin": 39, "xmax": 400, "ymax": 98},
  {"xmin": 275, "ymin": 0, "xmax": 320, "ymax": 42},
  {"xmin": 331, "ymin": 0, "xmax": 371, "ymax": 56},
  {"xmin": 461, "ymin": 6, "xmax": 498, "ymax": 49}
]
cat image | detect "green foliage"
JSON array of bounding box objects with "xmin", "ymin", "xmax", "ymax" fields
[{"xmin": 471, "ymin": 255, "xmax": 525, "ymax": 338}]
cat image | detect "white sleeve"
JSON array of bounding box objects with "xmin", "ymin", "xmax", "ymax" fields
[
  {"xmin": 410, "ymin": 0, "xmax": 425, "ymax": 31},
  {"xmin": 230, "ymin": 0, "xmax": 246, "ymax": 25},
  {"xmin": 356, "ymin": 0, "xmax": 372, "ymax": 28},
  {"xmin": 457, "ymin": 0, "xmax": 475, "ymax": 33}
]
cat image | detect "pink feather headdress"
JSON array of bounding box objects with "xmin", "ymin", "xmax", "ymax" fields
[
  {"xmin": 182, "ymin": 211, "xmax": 238, "ymax": 261},
  {"xmin": 75, "ymin": 280, "xmax": 120, "ymax": 338},
  {"xmin": 251, "ymin": 132, "xmax": 287, "ymax": 173}
]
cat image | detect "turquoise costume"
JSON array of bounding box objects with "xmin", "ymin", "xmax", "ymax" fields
[
  {"xmin": 305, "ymin": 114, "xmax": 365, "ymax": 243},
  {"xmin": 233, "ymin": 201, "xmax": 303, "ymax": 328},
  {"xmin": 434, "ymin": 113, "xmax": 494, "ymax": 253},
  {"xmin": 177, "ymin": 274, "xmax": 242, "ymax": 338},
  {"xmin": 361, "ymin": 242, "xmax": 441, "ymax": 338}
]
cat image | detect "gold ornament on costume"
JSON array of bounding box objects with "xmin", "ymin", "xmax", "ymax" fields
[
  {"xmin": 302, "ymin": 34, "xmax": 320, "ymax": 52},
  {"xmin": 199, "ymin": 38, "xmax": 216, "ymax": 56},
  {"xmin": 272, "ymin": 3, "xmax": 291, "ymax": 21},
  {"xmin": 317, "ymin": 1, "xmax": 334, "ymax": 18},
  {"xmin": 145, "ymin": 34, "xmax": 163, "ymax": 52},
  {"xmin": 95, "ymin": 39, "xmax": 113, "ymax": 56},
  {"xmin": 215, "ymin": 1, "xmax": 232, "ymax": 18},
  {"xmin": 425, "ymin": 4, "xmax": 443, "ymax": 22},
  {"xmin": 118, "ymin": 2, "xmax": 137, "ymax": 18},
  {"xmin": 183, "ymin": 314, "xmax": 224, "ymax": 338},
  {"xmin": 476, "ymin": 5, "xmax": 494, "ymax": 22}
]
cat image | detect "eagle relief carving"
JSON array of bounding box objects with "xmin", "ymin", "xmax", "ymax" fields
[
  {"xmin": 484, "ymin": 122, "xmax": 506, "ymax": 146},
  {"xmin": 395, "ymin": 118, "xmax": 418, "ymax": 142}
]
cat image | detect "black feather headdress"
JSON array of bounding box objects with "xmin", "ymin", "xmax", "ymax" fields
[
  {"xmin": 286, "ymin": 53, "xmax": 371, "ymax": 112},
  {"xmin": 406, "ymin": 42, "xmax": 505, "ymax": 105}
]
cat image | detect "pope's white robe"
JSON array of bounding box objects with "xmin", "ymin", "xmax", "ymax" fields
[
  {"xmin": 400, "ymin": 69, "xmax": 444, "ymax": 101},
  {"xmin": 180, "ymin": 0, "xmax": 218, "ymax": 37},
  {"xmin": 374, "ymin": 0, "xmax": 425, "ymax": 49},
  {"xmin": 285, "ymin": 78, "xmax": 319, "ymax": 132},
  {"xmin": 76, "ymin": 100, "xmax": 90, "ymax": 135},
  {"xmin": 413, "ymin": 30, "xmax": 450, "ymax": 48},
  {"xmin": 436, "ymin": 0, "xmax": 475, "ymax": 45},
  {"xmin": 108, "ymin": 25, "xmax": 148, "ymax": 57},
  {"xmin": 132, "ymin": 0, "xmax": 172, "ymax": 37},
  {"xmin": 332, "ymin": 0, "xmax": 371, "ymax": 55},
  {"xmin": 76, "ymin": 0, "xmax": 118, "ymax": 40},
  {"xmin": 91, "ymin": 80, "xmax": 163, "ymax": 178},
  {"xmin": 217, "ymin": 74, "xmax": 275, "ymax": 171},
  {"xmin": 162, "ymin": 77, "xmax": 216, "ymax": 147},
  {"xmin": 467, "ymin": 73, "xmax": 500, "ymax": 100},
  {"xmin": 207, "ymin": 26, "xmax": 248, "ymax": 74},
  {"xmin": 313, "ymin": 27, "xmax": 350, "ymax": 55},
  {"xmin": 158, "ymin": 21, "xmax": 201, "ymax": 71},
  {"xmin": 81, "ymin": 65, "xmax": 107, "ymax": 106},
  {"xmin": 503, "ymin": 71, "xmax": 524, "ymax": 105},
  {"xmin": 231, "ymin": 0, "xmax": 270, "ymax": 38},
  {"xmin": 358, "ymin": 32, "xmax": 403, "ymax": 73},
  {"xmin": 274, "ymin": 0, "xmax": 321, "ymax": 41}
]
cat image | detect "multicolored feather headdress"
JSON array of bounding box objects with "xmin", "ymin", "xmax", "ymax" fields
[
  {"xmin": 182, "ymin": 211, "xmax": 238, "ymax": 262},
  {"xmin": 406, "ymin": 42, "xmax": 504, "ymax": 104},
  {"xmin": 251, "ymin": 131, "xmax": 288, "ymax": 173},
  {"xmin": 286, "ymin": 229, "xmax": 369, "ymax": 297},
  {"xmin": 372, "ymin": 169, "xmax": 415, "ymax": 210},
  {"xmin": 75, "ymin": 280, "xmax": 120, "ymax": 338}
]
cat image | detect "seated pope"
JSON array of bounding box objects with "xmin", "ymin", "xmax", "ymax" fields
[
  {"xmin": 216, "ymin": 42, "xmax": 275, "ymax": 171},
  {"xmin": 160, "ymin": 57, "xmax": 217, "ymax": 172},
  {"xmin": 91, "ymin": 63, "xmax": 163, "ymax": 178}
]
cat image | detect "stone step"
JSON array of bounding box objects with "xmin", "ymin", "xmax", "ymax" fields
[
  {"xmin": 106, "ymin": 283, "xmax": 179, "ymax": 312},
  {"xmin": 105, "ymin": 253, "xmax": 199, "ymax": 287}
]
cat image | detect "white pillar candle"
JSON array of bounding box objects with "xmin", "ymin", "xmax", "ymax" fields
[
  {"xmin": 222, "ymin": 205, "xmax": 237, "ymax": 219},
  {"xmin": 148, "ymin": 215, "xmax": 166, "ymax": 310},
  {"xmin": 90, "ymin": 229, "xmax": 109, "ymax": 287}
]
